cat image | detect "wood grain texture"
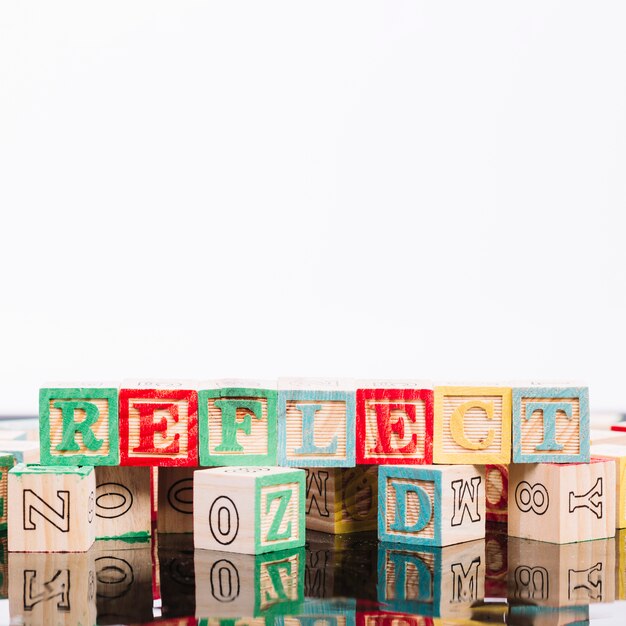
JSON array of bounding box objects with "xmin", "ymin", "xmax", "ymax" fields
[
  {"xmin": 119, "ymin": 385, "xmax": 198, "ymax": 467},
  {"xmin": 157, "ymin": 467, "xmax": 196, "ymax": 533},
  {"xmin": 618, "ymin": 529, "xmax": 626, "ymax": 600},
  {"xmin": 512, "ymin": 386, "xmax": 590, "ymax": 463},
  {"xmin": 8, "ymin": 551, "xmax": 97, "ymax": 626},
  {"xmin": 508, "ymin": 459, "xmax": 615, "ymax": 544},
  {"xmin": 8, "ymin": 464, "xmax": 96, "ymax": 553},
  {"xmin": 591, "ymin": 444, "xmax": 626, "ymax": 528},
  {"xmin": 356, "ymin": 386, "xmax": 433, "ymax": 465},
  {"xmin": 508, "ymin": 536, "xmax": 615, "ymax": 607},
  {"xmin": 485, "ymin": 464, "xmax": 508, "ymax": 523},
  {"xmin": 95, "ymin": 465, "xmax": 151, "ymax": 541},
  {"xmin": 0, "ymin": 454, "xmax": 15, "ymax": 531},
  {"xmin": 433, "ymin": 386, "xmax": 512, "ymax": 464}
]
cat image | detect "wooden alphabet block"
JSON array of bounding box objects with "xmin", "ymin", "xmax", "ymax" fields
[
  {"xmin": 119, "ymin": 379, "xmax": 198, "ymax": 467},
  {"xmin": 8, "ymin": 464, "xmax": 96, "ymax": 552},
  {"xmin": 0, "ymin": 440, "xmax": 40, "ymax": 463},
  {"xmin": 378, "ymin": 464, "xmax": 485, "ymax": 547},
  {"xmin": 95, "ymin": 466, "xmax": 151, "ymax": 541},
  {"xmin": 377, "ymin": 539, "xmax": 486, "ymax": 618},
  {"xmin": 305, "ymin": 466, "xmax": 377, "ymax": 534},
  {"xmin": 0, "ymin": 453, "xmax": 15, "ymax": 531},
  {"xmin": 508, "ymin": 459, "xmax": 615, "ymax": 543},
  {"xmin": 198, "ymin": 380, "xmax": 278, "ymax": 466},
  {"xmin": 9, "ymin": 550, "xmax": 96, "ymax": 626},
  {"xmin": 39, "ymin": 384, "xmax": 119, "ymax": 466},
  {"xmin": 278, "ymin": 378, "xmax": 355, "ymax": 467},
  {"xmin": 158, "ymin": 467, "xmax": 196, "ymax": 533},
  {"xmin": 357, "ymin": 612, "xmax": 434, "ymax": 626},
  {"xmin": 590, "ymin": 443, "xmax": 626, "ymax": 528},
  {"xmin": 94, "ymin": 541, "xmax": 153, "ymax": 624},
  {"xmin": 433, "ymin": 386, "xmax": 511, "ymax": 464},
  {"xmin": 0, "ymin": 535, "xmax": 7, "ymax": 599},
  {"xmin": 194, "ymin": 466, "xmax": 305, "ymax": 554},
  {"xmin": 508, "ymin": 536, "xmax": 615, "ymax": 607},
  {"xmin": 194, "ymin": 546, "xmax": 304, "ymax": 618},
  {"xmin": 512, "ymin": 386, "xmax": 590, "ymax": 463},
  {"xmin": 158, "ymin": 533, "xmax": 196, "ymax": 619},
  {"xmin": 485, "ymin": 464, "xmax": 508, "ymax": 523},
  {"xmin": 485, "ymin": 526, "xmax": 508, "ymax": 599},
  {"xmin": 617, "ymin": 528, "xmax": 626, "ymax": 600},
  {"xmin": 356, "ymin": 381, "xmax": 434, "ymax": 465},
  {"xmin": 281, "ymin": 598, "xmax": 356, "ymax": 626}
]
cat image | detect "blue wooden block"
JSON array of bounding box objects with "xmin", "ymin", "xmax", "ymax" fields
[
  {"xmin": 277, "ymin": 380, "xmax": 355, "ymax": 467},
  {"xmin": 378, "ymin": 464, "xmax": 485, "ymax": 547},
  {"xmin": 512, "ymin": 386, "xmax": 590, "ymax": 463}
]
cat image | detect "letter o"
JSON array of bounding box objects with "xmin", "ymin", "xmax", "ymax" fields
[
  {"xmin": 96, "ymin": 482, "xmax": 133, "ymax": 519},
  {"xmin": 209, "ymin": 496, "xmax": 239, "ymax": 545}
]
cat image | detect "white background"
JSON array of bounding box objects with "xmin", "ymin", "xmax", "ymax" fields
[{"xmin": 1, "ymin": 2, "xmax": 625, "ymax": 416}]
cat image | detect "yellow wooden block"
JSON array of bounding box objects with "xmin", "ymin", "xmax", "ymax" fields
[
  {"xmin": 591, "ymin": 443, "xmax": 626, "ymax": 529},
  {"xmin": 433, "ymin": 386, "xmax": 511, "ymax": 464},
  {"xmin": 617, "ymin": 528, "xmax": 626, "ymax": 600}
]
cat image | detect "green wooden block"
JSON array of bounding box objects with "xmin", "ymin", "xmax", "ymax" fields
[
  {"xmin": 39, "ymin": 386, "xmax": 119, "ymax": 466},
  {"xmin": 198, "ymin": 382, "xmax": 278, "ymax": 466}
]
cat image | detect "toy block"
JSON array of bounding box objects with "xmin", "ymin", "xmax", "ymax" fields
[
  {"xmin": 357, "ymin": 612, "xmax": 435, "ymax": 626},
  {"xmin": 278, "ymin": 378, "xmax": 355, "ymax": 467},
  {"xmin": 0, "ymin": 535, "xmax": 7, "ymax": 599},
  {"xmin": 512, "ymin": 386, "xmax": 590, "ymax": 463},
  {"xmin": 485, "ymin": 525, "xmax": 508, "ymax": 599},
  {"xmin": 151, "ymin": 466, "xmax": 158, "ymax": 521},
  {"xmin": 378, "ymin": 464, "xmax": 485, "ymax": 547},
  {"xmin": 507, "ymin": 536, "xmax": 615, "ymax": 607},
  {"xmin": 305, "ymin": 466, "xmax": 378, "ymax": 533},
  {"xmin": 194, "ymin": 466, "xmax": 305, "ymax": 554},
  {"xmin": 158, "ymin": 533, "xmax": 196, "ymax": 618},
  {"xmin": 377, "ymin": 539, "xmax": 485, "ymax": 618},
  {"xmin": 617, "ymin": 529, "xmax": 626, "ymax": 599},
  {"xmin": 0, "ymin": 453, "xmax": 15, "ymax": 531},
  {"xmin": 8, "ymin": 464, "xmax": 96, "ymax": 552},
  {"xmin": 194, "ymin": 546, "xmax": 305, "ymax": 618},
  {"xmin": 485, "ymin": 464, "xmax": 508, "ymax": 523},
  {"xmin": 95, "ymin": 465, "xmax": 151, "ymax": 541},
  {"xmin": 119, "ymin": 379, "xmax": 198, "ymax": 467},
  {"xmin": 39, "ymin": 383, "xmax": 119, "ymax": 466},
  {"xmin": 433, "ymin": 386, "xmax": 512, "ymax": 464},
  {"xmin": 158, "ymin": 467, "xmax": 196, "ymax": 533},
  {"xmin": 9, "ymin": 550, "xmax": 96, "ymax": 626},
  {"xmin": 0, "ymin": 440, "xmax": 40, "ymax": 463},
  {"xmin": 356, "ymin": 380, "xmax": 433, "ymax": 465},
  {"xmin": 94, "ymin": 541, "xmax": 153, "ymax": 624},
  {"xmin": 508, "ymin": 606, "xmax": 590, "ymax": 626},
  {"xmin": 280, "ymin": 598, "xmax": 356, "ymax": 626},
  {"xmin": 508, "ymin": 459, "xmax": 615, "ymax": 544},
  {"xmin": 590, "ymin": 443, "xmax": 626, "ymax": 528},
  {"xmin": 199, "ymin": 379, "xmax": 278, "ymax": 466}
]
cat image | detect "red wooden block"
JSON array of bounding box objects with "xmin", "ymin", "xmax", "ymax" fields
[
  {"xmin": 119, "ymin": 381, "xmax": 198, "ymax": 467},
  {"xmin": 356, "ymin": 383, "xmax": 433, "ymax": 465},
  {"xmin": 485, "ymin": 464, "xmax": 508, "ymax": 523}
]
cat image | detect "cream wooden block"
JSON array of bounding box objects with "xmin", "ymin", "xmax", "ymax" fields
[
  {"xmin": 8, "ymin": 464, "xmax": 96, "ymax": 553},
  {"xmin": 95, "ymin": 466, "xmax": 151, "ymax": 541},
  {"xmin": 194, "ymin": 546, "xmax": 304, "ymax": 618},
  {"xmin": 9, "ymin": 550, "xmax": 96, "ymax": 626},
  {"xmin": 94, "ymin": 541, "xmax": 153, "ymax": 624},
  {"xmin": 433, "ymin": 386, "xmax": 512, "ymax": 464},
  {"xmin": 305, "ymin": 466, "xmax": 377, "ymax": 534},
  {"xmin": 0, "ymin": 453, "xmax": 15, "ymax": 531},
  {"xmin": 508, "ymin": 536, "xmax": 615, "ymax": 608},
  {"xmin": 379, "ymin": 464, "xmax": 485, "ymax": 547},
  {"xmin": 158, "ymin": 467, "xmax": 196, "ymax": 533},
  {"xmin": 0, "ymin": 440, "xmax": 40, "ymax": 463},
  {"xmin": 591, "ymin": 443, "xmax": 626, "ymax": 528},
  {"xmin": 378, "ymin": 539, "xmax": 485, "ymax": 618},
  {"xmin": 194, "ymin": 466, "xmax": 305, "ymax": 554},
  {"xmin": 508, "ymin": 460, "xmax": 616, "ymax": 544}
]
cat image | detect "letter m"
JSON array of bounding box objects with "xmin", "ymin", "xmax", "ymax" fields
[
  {"xmin": 451, "ymin": 477, "xmax": 481, "ymax": 526},
  {"xmin": 23, "ymin": 490, "xmax": 70, "ymax": 532},
  {"xmin": 450, "ymin": 557, "xmax": 481, "ymax": 602}
]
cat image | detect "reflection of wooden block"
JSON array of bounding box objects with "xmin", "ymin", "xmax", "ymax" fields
[
  {"xmin": 508, "ymin": 459, "xmax": 615, "ymax": 544},
  {"xmin": 485, "ymin": 526, "xmax": 508, "ymax": 599},
  {"xmin": 0, "ymin": 535, "xmax": 7, "ymax": 599},
  {"xmin": 199, "ymin": 380, "xmax": 278, "ymax": 466},
  {"xmin": 379, "ymin": 465, "xmax": 485, "ymax": 547},
  {"xmin": 355, "ymin": 381, "xmax": 433, "ymax": 465},
  {"xmin": 305, "ymin": 466, "xmax": 377, "ymax": 534},
  {"xmin": 39, "ymin": 384, "xmax": 119, "ymax": 466},
  {"xmin": 194, "ymin": 546, "xmax": 304, "ymax": 618},
  {"xmin": 0, "ymin": 453, "xmax": 15, "ymax": 531},
  {"xmin": 8, "ymin": 464, "xmax": 96, "ymax": 552},
  {"xmin": 282, "ymin": 598, "xmax": 356, "ymax": 626},
  {"xmin": 119, "ymin": 380, "xmax": 198, "ymax": 467},
  {"xmin": 512, "ymin": 386, "xmax": 590, "ymax": 463},
  {"xmin": 591, "ymin": 443, "xmax": 626, "ymax": 528},
  {"xmin": 485, "ymin": 464, "xmax": 508, "ymax": 523},
  {"xmin": 158, "ymin": 533, "xmax": 196, "ymax": 619},
  {"xmin": 617, "ymin": 529, "xmax": 626, "ymax": 600},
  {"xmin": 508, "ymin": 536, "xmax": 615, "ymax": 607},
  {"xmin": 507, "ymin": 605, "xmax": 589, "ymax": 626},
  {"xmin": 9, "ymin": 550, "xmax": 96, "ymax": 626},
  {"xmin": 94, "ymin": 542, "xmax": 153, "ymax": 625},
  {"xmin": 95, "ymin": 466, "xmax": 151, "ymax": 541},
  {"xmin": 158, "ymin": 467, "xmax": 196, "ymax": 533},
  {"xmin": 357, "ymin": 612, "xmax": 434, "ymax": 626},
  {"xmin": 433, "ymin": 386, "xmax": 512, "ymax": 464},
  {"xmin": 194, "ymin": 467, "xmax": 305, "ymax": 554},
  {"xmin": 278, "ymin": 378, "xmax": 355, "ymax": 467},
  {"xmin": 377, "ymin": 539, "xmax": 485, "ymax": 618}
]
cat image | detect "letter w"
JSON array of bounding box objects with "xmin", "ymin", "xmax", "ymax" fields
[
  {"xmin": 23, "ymin": 490, "xmax": 70, "ymax": 532},
  {"xmin": 451, "ymin": 477, "xmax": 481, "ymax": 526}
]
